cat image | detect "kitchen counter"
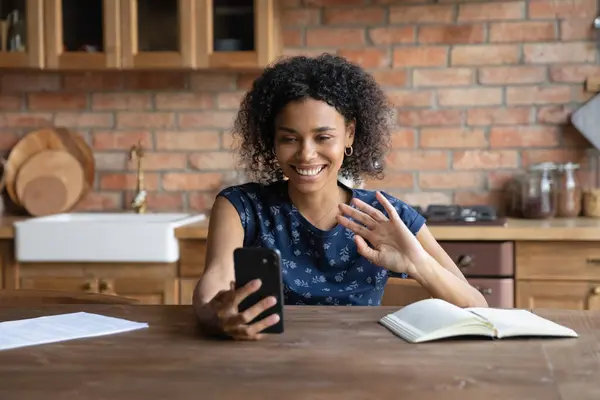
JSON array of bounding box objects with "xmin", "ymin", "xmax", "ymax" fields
[
  {"xmin": 0, "ymin": 304, "xmax": 596, "ymax": 399},
  {"xmin": 175, "ymin": 216, "xmax": 600, "ymax": 241},
  {"xmin": 2, "ymin": 214, "xmax": 600, "ymax": 241}
]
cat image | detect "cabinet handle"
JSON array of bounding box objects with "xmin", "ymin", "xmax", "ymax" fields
[
  {"xmin": 457, "ymin": 254, "xmax": 473, "ymax": 270},
  {"xmin": 587, "ymin": 259, "xmax": 600, "ymax": 265},
  {"xmin": 99, "ymin": 280, "xmax": 115, "ymax": 294},
  {"xmin": 82, "ymin": 281, "xmax": 94, "ymax": 292},
  {"xmin": 591, "ymin": 287, "xmax": 600, "ymax": 295},
  {"xmin": 474, "ymin": 286, "xmax": 493, "ymax": 295}
]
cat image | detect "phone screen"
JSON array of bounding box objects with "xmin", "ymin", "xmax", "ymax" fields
[{"xmin": 233, "ymin": 247, "xmax": 285, "ymax": 333}]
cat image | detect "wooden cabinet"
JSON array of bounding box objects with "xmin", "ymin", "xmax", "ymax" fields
[
  {"xmin": 516, "ymin": 241, "xmax": 600, "ymax": 310},
  {"xmin": 0, "ymin": 0, "xmax": 44, "ymax": 68},
  {"xmin": 0, "ymin": 0, "xmax": 282, "ymax": 70}
]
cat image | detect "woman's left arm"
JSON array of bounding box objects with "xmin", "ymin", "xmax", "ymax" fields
[{"xmin": 409, "ymin": 225, "xmax": 488, "ymax": 308}]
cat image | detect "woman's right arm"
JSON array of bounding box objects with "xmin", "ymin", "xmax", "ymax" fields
[{"xmin": 192, "ymin": 196, "xmax": 243, "ymax": 332}]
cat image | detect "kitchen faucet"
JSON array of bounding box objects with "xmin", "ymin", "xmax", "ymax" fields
[{"xmin": 129, "ymin": 140, "xmax": 147, "ymax": 214}]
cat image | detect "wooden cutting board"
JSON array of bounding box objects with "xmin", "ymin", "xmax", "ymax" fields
[
  {"xmin": 4, "ymin": 127, "xmax": 95, "ymax": 207},
  {"xmin": 15, "ymin": 150, "xmax": 85, "ymax": 216}
]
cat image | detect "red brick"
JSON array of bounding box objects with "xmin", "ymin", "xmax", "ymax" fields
[
  {"xmin": 561, "ymin": 19, "xmax": 594, "ymax": 40},
  {"xmin": 92, "ymin": 131, "xmax": 153, "ymax": 150},
  {"xmin": 524, "ymin": 43, "xmax": 596, "ymax": 64},
  {"xmin": 100, "ymin": 173, "xmax": 160, "ymax": 190},
  {"xmin": 55, "ymin": 112, "xmax": 113, "ymax": 128},
  {"xmin": 323, "ymin": 7, "xmax": 385, "ymax": 24},
  {"xmin": 413, "ymin": 68, "xmax": 473, "ymax": 87},
  {"xmin": 478, "ymin": 66, "xmax": 547, "ymax": 85},
  {"xmin": 1, "ymin": 73, "xmax": 60, "ymax": 92},
  {"xmin": 488, "ymin": 171, "xmax": 516, "ymax": 190},
  {"xmin": 127, "ymin": 152, "xmax": 187, "ymax": 171},
  {"xmin": 466, "ymin": 107, "xmax": 533, "ymax": 125},
  {"xmin": 303, "ymin": 0, "xmax": 367, "ymax": 5},
  {"xmin": 453, "ymin": 150, "xmax": 519, "ymax": 170},
  {"xmin": 117, "ymin": 112, "xmax": 175, "ymax": 129},
  {"xmin": 27, "ymin": 93, "xmax": 86, "ymax": 110},
  {"xmin": 387, "ymin": 90, "xmax": 433, "ymax": 108},
  {"xmin": 155, "ymin": 131, "xmax": 220, "ymax": 150},
  {"xmin": 178, "ymin": 111, "xmax": 235, "ymax": 129},
  {"xmin": 191, "ymin": 72, "xmax": 237, "ymax": 91},
  {"xmin": 338, "ymin": 48, "xmax": 391, "ymax": 69},
  {"xmin": 73, "ymin": 192, "xmax": 122, "ymax": 211},
  {"xmin": 189, "ymin": 152, "xmax": 236, "ymax": 170},
  {"xmin": 419, "ymin": 172, "xmax": 485, "ymax": 190},
  {"xmin": 306, "ymin": 28, "xmax": 365, "ymax": 47},
  {"xmin": 91, "ymin": 93, "xmax": 152, "ymax": 110},
  {"xmin": 489, "ymin": 22, "xmax": 556, "ymax": 42},
  {"xmin": 458, "ymin": 2, "xmax": 525, "ymax": 21},
  {"xmin": 124, "ymin": 192, "xmax": 184, "ymax": 212},
  {"xmin": 451, "ymin": 45, "xmax": 520, "ymax": 65},
  {"xmin": 216, "ymin": 92, "xmax": 245, "ymax": 110},
  {"xmin": 454, "ymin": 191, "xmax": 505, "ymax": 209},
  {"xmin": 528, "ymin": 0, "xmax": 596, "ymax": 19},
  {"xmin": 437, "ymin": 88, "xmax": 502, "ymax": 107},
  {"xmin": 371, "ymin": 70, "xmax": 408, "ymax": 87},
  {"xmin": 490, "ymin": 126, "xmax": 560, "ymax": 148},
  {"xmin": 283, "ymin": 0, "xmax": 301, "ymax": 6},
  {"xmin": 0, "ymin": 113, "xmax": 52, "ymax": 128},
  {"xmin": 363, "ymin": 173, "xmax": 414, "ymax": 190},
  {"xmin": 506, "ymin": 86, "xmax": 572, "ymax": 105},
  {"xmin": 0, "ymin": 131, "xmax": 19, "ymax": 150},
  {"xmin": 398, "ymin": 192, "xmax": 453, "ymax": 208},
  {"xmin": 397, "ymin": 110, "xmax": 463, "ymax": 126},
  {"xmin": 283, "ymin": 29, "xmax": 303, "ymax": 46},
  {"xmin": 284, "ymin": 8, "xmax": 320, "ymax": 25},
  {"xmin": 390, "ymin": 129, "xmax": 415, "ymax": 148},
  {"xmin": 188, "ymin": 192, "xmax": 217, "ymax": 213},
  {"xmin": 162, "ymin": 173, "xmax": 223, "ymax": 191},
  {"xmin": 550, "ymin": 65, "xmax": 600, "ymax": 82},
  {"xmin": 0, "ymin": 95, "xmax": 22, "ymax": 110},
  {"xmin": 561, "ymin": 124, "xmax": 590, "ymax": 148},
  {"xmin": 521, "ymin": 148, "xmax": 586, "ymax": 167},
  {"xmin": 236, "ymin": 73, "xmax": 261, "ymax": 90},
  {"xmin": 155, "ymin": 93, "xmax": 214, "ymax": 110},
  {"xmin": 94, "ymin": 153, "xmax": 127, "ymax": 170},
  {"xmin": 386, "ymin": 150, "xmax": 449, "ymax": 170},
  {"xmin": 420, "ymin": 128, "xmax": 487, "ymax": 148},
  {"xmin": 63, "ymin": 73, "xmax": 123, "ymax": 91},
  {"xmin": 390, "ymin": 5, "xmax": 454, "ymax": 23},
  {"xmin": 393, "ymin": 47, "xmax": 448, "ymax": 68},
  {"xmin": 123, "ymin": 72, "xmax": 187, "ymax": 91},
  {"xmin": 418, "ymin": 24, "xmax": 485, "ymax": 44},
  {"xmin": 369, "ymin": 27, "xmax": 415, "ymax": 45},
  {"xmin": 537, "ymin": 105, "xmax": 573, "ymax": 125}
]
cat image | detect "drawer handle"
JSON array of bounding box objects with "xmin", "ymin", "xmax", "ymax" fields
[
  {"xmin": 591, "ymin": 287, "xmax": 600, "ymax": 296},
  {"xmin": 475, "ymin": 286, "xmax": 493, "ymax": 295},
  {"xmin": 587, "ymin": 259, "xmax": 600, "ymax": 265},
  {"xmin": 457, "ymin": 254, "xmax": 473, "ymax": 270}
]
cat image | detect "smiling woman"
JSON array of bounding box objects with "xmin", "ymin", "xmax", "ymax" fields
[{"xmin": 193, "ymin": 53, "xmax": 488, "ymax": 341}]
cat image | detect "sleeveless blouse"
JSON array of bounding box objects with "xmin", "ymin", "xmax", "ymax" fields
[{"xmin": 218, "ymin": 180, "xmax": 426, "ymax": 306}]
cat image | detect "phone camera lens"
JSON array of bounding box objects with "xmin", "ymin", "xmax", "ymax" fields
[{"xmin": 262, "ymin": 258, "xmax": 267, "ymax": 264}]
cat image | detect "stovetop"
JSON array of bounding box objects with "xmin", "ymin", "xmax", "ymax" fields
[{"xmin": 413, "ymin": 204, "xmax": 506, "ymax": 226}]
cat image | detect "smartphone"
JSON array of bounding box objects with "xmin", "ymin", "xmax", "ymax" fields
[{"xmin": 233, "ymin": 247, "xmax": 285, "ymax": 334}]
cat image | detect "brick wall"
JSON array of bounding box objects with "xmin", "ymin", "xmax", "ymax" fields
[{"xmin": 0, "ymin": 0, "xmax": 598, "ymax": 214}]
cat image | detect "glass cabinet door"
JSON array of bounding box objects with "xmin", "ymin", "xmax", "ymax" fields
[
  {"xmin": 121, "ymin": 0, "xmax": 194, "ymax": 69},
  {"xmin": 0, "ymin": 0, "xmax": 43, "ymax": 68},
  {"xmin": 200, "ymin": 0, "xmax": 281, "ymax": 69},
  {"xmin": 44, "ymin": 0, "xmax": 120, "ymax": 69}
]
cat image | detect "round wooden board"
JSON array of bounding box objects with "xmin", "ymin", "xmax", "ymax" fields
[
  {"xmin": 4, "ymin": 127, "xmax": 95, "ymax": 207},
  {"xmin": 21, "ymin": 176, "xmax": 69, "ymax": 217},
  {"xmin": 15, "ymin": 150, "xmax": 85, "ymax": 214}
]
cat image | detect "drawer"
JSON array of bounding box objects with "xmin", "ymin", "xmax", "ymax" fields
[
  {"xmin": 517, "ymin": 242, "xmax": 600, "ymax": 281},
  {"xmin": 439, "ymin": 241, "xmax": 514, "ymax": 277},
  {"xmin": 468, "ymin": 278, "xmax": 514, "ymax": 308},
  {"xmin": 178, "ymin": 239, "xmax": 207, "ymax": 277}
]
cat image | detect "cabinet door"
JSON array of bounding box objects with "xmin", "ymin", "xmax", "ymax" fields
[
  {"xmin": 0, "ymin": 0, "xmax": 44, "ymax": 68},
  {"xmin": 20, "ymin": 276, "xmax": 98, "ymax": 292},
  {"xmin": 517, "ymin": 280, "xmax": 600, "ymax": 310},
  {"xmin": 44, "ymin": 0, "xmax": 120, "ymax": 69},
  {"xmin": 99, "ymin": 277, "xmax": 178, "ymax": 304},
  {"xmin": 121, "ymin": 0, "xmax": 195, "ymax": 68},
  {"xmin": 198, "ymin": 0, "xmax": 281, "ymax": 68}
]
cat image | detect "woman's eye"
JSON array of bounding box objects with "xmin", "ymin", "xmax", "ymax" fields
[
  {"xmin": 318, "ymin": 136, "xmax": 331, "ymax": 141},
  {"xmin": 279, "ymin": 137, "xmax": 296, "ymax": 143}
]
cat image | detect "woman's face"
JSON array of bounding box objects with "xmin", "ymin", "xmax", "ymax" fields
[{"xmin": 274, "ymin": 98, "xmax": 354, "ymax": 194}]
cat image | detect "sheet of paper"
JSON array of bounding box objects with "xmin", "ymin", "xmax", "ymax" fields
[{"xmin": 0, "ymin": 312, "xmax": 149, "ymax": 351}]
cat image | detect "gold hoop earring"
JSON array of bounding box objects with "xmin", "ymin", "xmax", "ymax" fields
[{"xmin": 344, "ymin": 146, "xmax": 353, "ymax": 156}]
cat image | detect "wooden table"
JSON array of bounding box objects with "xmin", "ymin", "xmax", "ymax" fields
[{"xmin": 0, "ymin": 305, "xmax": 598, "ymax": 399}]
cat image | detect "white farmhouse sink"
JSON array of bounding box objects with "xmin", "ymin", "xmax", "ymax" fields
[{"xmin": 14, "ymin": 212, "xmax": 206, "ymax": 263}]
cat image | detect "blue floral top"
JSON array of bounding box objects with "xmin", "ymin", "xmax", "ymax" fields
[{"xmin": 218, "ymin": 180, "xmax": 426, "ymax": 306}]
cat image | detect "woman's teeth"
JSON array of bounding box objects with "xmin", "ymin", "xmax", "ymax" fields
[{"xmin": 294, "ymin": 166, "xmax": 324, "ymax": 176}]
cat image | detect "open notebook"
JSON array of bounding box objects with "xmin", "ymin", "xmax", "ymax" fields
[{"xmin": 379, "ymin": 298, "xmax": 579, "ymax": 343}]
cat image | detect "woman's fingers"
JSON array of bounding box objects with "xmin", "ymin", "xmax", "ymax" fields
[
  {"xmin": 354, "ymin": 235, "xmax": 379, "ymax": 264},
  {"xmin": 231, "ymin": 278, "xmax": 262, "ymax": 307},
  {"xmin": 336, "ymin": 213, "xmax": 373, "ymax": 240},
  {"xmin": 352, "ymin": 197, "xmax": 388, "ymax": 222},
  {"xmin": 338, "ymin": 203, "xmax": 377, "ymax": 229},
  {"xmin": 375, "ymin": 192, "xmax": 402, "ymax": 224}
]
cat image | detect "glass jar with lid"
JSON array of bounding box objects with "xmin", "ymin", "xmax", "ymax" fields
[
  {"xmin": 556, "ymin": 162, "xmax": 582, "ymax": 217},
  {"xmin": 521, "ymin": 162, "xmax": 558, "ymax": 219},
  {"xmin": 582, "ymin": 148, "xmax": 600, "ymax": 217}
]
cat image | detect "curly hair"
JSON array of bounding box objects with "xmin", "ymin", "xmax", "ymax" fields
[{"xmin": 231, "ymin": 53, "xmax": 394, "ymax": 184}]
